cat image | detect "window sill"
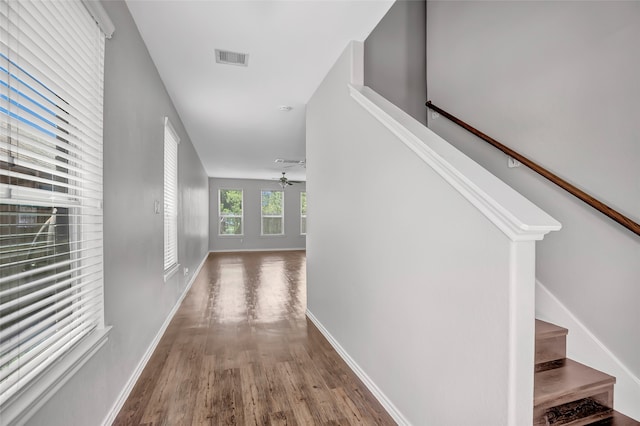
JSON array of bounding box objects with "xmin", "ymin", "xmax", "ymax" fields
[
  {"xmin": 164, "ymin": 263, "xmax": 180, "ymax": 282},
  {"xmin": 1, "ymin": 326, "xmax": 111, "ymax": 425},
  {"xmin": 217, "ymin": 234, "xmax": 244, "ymax": 238}
]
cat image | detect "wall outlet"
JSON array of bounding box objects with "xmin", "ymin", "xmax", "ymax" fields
[
  {"xmin": 154, "ymin": 200, "xmax": 161, "ymax": 214},
  {"xmin": 183, "ymin": 267, "xmax": 189, "ymax": 276}
]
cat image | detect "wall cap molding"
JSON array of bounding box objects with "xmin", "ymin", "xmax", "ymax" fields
[
  {"xmin": 349, "ymin": 84, "xmax": 561, "ymax": 241},
  {"xmin": 346, "ymin": 40, "xmax": 560, "ymax": 241}
]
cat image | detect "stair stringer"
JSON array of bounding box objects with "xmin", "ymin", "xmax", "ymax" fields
[{"xmin": 536, "ymin": 280, "xmax": 640, "ymax": 421}]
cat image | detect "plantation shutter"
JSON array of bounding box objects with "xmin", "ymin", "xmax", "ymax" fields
[
  {"xmin": 163, "ymin": 118, "xmax": 179, "ymax": 274},
  {"xmin": 0, "ymin": 0, "xmax": 105, "ymax": 410}
]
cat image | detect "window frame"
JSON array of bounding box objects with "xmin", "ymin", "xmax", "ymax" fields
[
  {"xmin": 300, "ymin": 191, "xmax": 307, "ymax": 235},
  {"xmin": 0, "ymin": 1, "xmax": 111, "ymax": 423},
  {"xmin": 260, "ymin": 189, "xmax": 285, "ymax": 236},
  {"xmin": 163, "ymin": 117, "xmax": 180, "ymax": 280},
  {"xmin": 218, "ymin": 188, "xmax": 244, "ymax": 237}
]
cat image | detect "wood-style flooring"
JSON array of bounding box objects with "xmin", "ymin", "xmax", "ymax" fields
[{"xmin": 113, "ymin": 251, "xmax": 395, "ymax": 425}]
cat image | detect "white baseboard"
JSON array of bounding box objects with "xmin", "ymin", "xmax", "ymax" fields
[
  {"xmin": 209, "ymin": 248, "xmax": 305, "ymax": 253},
  {"xmin": 101, "ymin": 253, "xmax": 209, "ymax": 426},
  {"xmin": 536, "ymin": 280, "xmax": 640, "ymax": 420},
  {"xmin": 306, "ymin": 309, "xmax": 411, "ymax": 426}
]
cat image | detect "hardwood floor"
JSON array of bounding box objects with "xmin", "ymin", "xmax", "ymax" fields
[{"xmin": 113, "ymin": 251, "xmax": 395, "ymax": 426}]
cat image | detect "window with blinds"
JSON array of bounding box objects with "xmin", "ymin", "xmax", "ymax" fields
[
  {"xmin": 0, "ymin": 0, "xmax": 106, "ymax": 417},
  {"xmin": 163, "ymin": 118, "xmax": 179, "ymax": 277}
]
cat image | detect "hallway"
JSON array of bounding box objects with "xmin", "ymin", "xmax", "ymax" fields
[{"xmin": 113, "ymin": 251, "xmax": 394, "ymax": 425}]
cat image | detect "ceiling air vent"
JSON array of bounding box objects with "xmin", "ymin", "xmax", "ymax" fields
[
  {"xmin": 215, "ymin": 49, "xmax": 249, "ymax": 67},
  {"xmin": 275, "ymin": 159, "xmax": 306, "ymax": 166}
]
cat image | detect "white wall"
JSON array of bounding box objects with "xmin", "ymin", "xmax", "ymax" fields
[
  {"xmin": 427, "ymin": 0, "xmax": 640, "ymax": 398},
  {"xmin": 209, "ymin": 178, "xmax": 306, "ymax": 252},
  {"xmin": 307, "ymin": 41, "xmax": 557, "ymax": 425},
  {"xmin": 27, "ymin": 2, "xmax": 210, "ymax": 424}
]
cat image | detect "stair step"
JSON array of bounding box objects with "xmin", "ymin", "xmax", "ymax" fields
[
  {"xmin": 533, "ymin": 320, "xmax": 640, "ymax": 426},
  {"xmin": 543, "ymin": 397, "xmax": 613, "ymax": 426},
  {"xmin": 592, "ymin": 411, "xmax": 640, "ymax": 425},
  {"xmin": 536, "ymin": 319, "xmax": 568, "ymax": 366},
  {"xmin": 535, "ymin": 359, "xmax": 615, "ymax": 420},
  {"xmin": 536, "ymin": 319, "xmax": 569, "ymax": 339}
]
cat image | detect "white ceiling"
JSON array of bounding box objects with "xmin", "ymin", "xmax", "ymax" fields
[{"xmin": 126, "ymin": 0, "xmax": 394, "ymax": 181}]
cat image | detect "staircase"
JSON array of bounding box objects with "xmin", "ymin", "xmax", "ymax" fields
[{"xmin": 534, "ymin": 320, "xmax": 639, "ymax": 426}]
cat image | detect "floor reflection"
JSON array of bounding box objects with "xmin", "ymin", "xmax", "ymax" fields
[{"xmin": 209, "ymin": 251, "xmax": 306, "ymax": 325}]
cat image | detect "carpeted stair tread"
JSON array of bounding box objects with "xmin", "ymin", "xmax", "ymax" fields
[{"xmin": 544, "ymin": 397, "xmax": 612, "ymax": 425}]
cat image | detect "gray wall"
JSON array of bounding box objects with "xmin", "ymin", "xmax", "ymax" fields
[
  {"xmin": 427, "ymin": 0, "xmax": 640, "ymax": 377},
  {"xmin": 209, "ymin": 178, "xmax": 306, "ymax": 252},
  {"xmin": 28, "ymin": 2, "xmax": 210, "ymax": 425},
  {"xmin": 364, "ymin": 0, "xmax": 427, "ymax": 125}
]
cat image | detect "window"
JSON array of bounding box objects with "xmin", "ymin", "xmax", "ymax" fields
[
  {"xmin": 219, "ymin": 189, "xmax": 243, "ymax": 235},
  {"xmin": 0, "ymin": 0, "xmax": 108, "ymax": 420},
  {"xmin": 261, "ymin": 190, "xmax": 284, "ymax": 235},
  {"xmin": 163, "ymin": 118, "xmax": 179, "ymax": 277},
  {"xmin": 300, "ymin": 192, "xmax": 307, "ymax": 235}
]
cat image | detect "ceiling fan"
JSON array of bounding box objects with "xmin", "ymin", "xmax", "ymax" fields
[{"xmin": 277, "ymin": 172, "xmax": 302, "ymax": 189}]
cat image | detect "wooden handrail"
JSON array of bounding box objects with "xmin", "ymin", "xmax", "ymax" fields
[{"xmin": 426, "ymin": 101, "xmax": 640, "ymax": 237}]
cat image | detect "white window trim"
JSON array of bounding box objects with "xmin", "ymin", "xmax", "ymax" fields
[
  {"xmin": 163, "ymin": 263, "xmax": 180, "ymax": 282},
  {"xmin": 1, "ymin": 327, "xmax": 111, "ymax": 425},
  {"xmin": 261, "ymin": 189, "xmax": 285, "ymax": 236},
  {"xmin": 0, "ymin": 1, "xmax": 112, "ymax": 423},
  {"xmin": 218, "ymin": 188, "xmax": 244, "ymax": 236},
  {"xmin": 163, "ymin": 117, "xmax": 180, "ymax": 281}
]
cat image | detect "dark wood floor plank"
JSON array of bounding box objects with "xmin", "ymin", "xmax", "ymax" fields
[
  {"xmin": 113, "ymin": 251, "xmax": 395, "ymax": 426},
  {"xmin": 210, "ymin": 368, "xmax": 245, "ymax": 425},
  {"xmin": 275, "ymin": 361, "xmax": 316, "ymax": 424},
  {"xmin": 191, "ymin": 355, "xmax": 216, "ymax": 425},
  {"xmin": 140, "ymin": 331, "xmax": 205, "ymax": 425},
  {"xmin": 269, "ymin": 410, "xmax": 298, "ymax": 426},
  {"xmin": 332, "ymin": 386, "xmax": 368, "ymax": 425},
  {"xmin": 289, "ymin": 343, "xmax": 344, "ymax": 423},
  {"xmin": 239, "ymin": 363, "xmax": 271, "ymax": 426}
]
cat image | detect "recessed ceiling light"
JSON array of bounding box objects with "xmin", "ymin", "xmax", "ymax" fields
[{"xmin": 278, "ymin": 105, "xmax": 293, "ymax": 112}]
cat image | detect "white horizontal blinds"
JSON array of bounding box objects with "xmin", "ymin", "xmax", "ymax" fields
[
  {"xmin": 0, "ymin": 0, "xmax": 105, "ymax": 407},
  {"xmin": 163, "ymin": 118, "xmax": 179, "ymax": 272}
]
